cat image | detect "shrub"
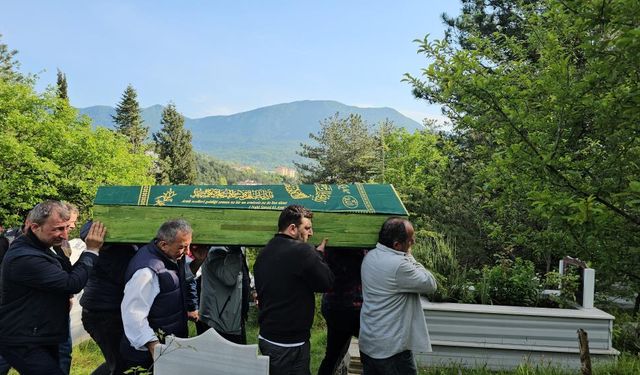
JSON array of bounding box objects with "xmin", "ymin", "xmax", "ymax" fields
[
  {"xmin": 476, "ymin": 257, "xmax": 542, "ymax": 307},
  {"xmin": 613, "ymin": 312, "xmax": 640, "ymax": 355},
  {"xmin": 412, "ymin": 233, "xmax": 475, "ymax": 303},
  {"xmin": 543, "ymin": 270, "xmax": 580, "ymax": 308}
]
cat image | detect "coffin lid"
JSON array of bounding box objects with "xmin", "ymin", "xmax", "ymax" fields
[{"xmin": 94, "ymin": 183, "xmax": 408, "ymax": 216}]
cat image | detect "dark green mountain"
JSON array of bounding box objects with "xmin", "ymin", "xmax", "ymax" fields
[{"xmin": 78, "ymin": 100, "xmax": 422, "ymax": 169}]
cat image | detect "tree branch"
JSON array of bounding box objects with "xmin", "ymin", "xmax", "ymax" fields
[{"xmin": 476, "ymin": 87, "xmax": 640, "ymax": 227}]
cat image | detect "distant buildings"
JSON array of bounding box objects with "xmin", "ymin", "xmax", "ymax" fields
[
  {"xmin": 237, "ymin": 179, "xmax": 259, "ymax": 185},
  {"xmin": 275, "ymin": 166, "xmax": 297, "ymax": 179}
]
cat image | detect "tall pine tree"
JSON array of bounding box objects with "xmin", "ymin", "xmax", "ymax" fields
[
  {"xmin": 112, "ymin": 84, "xmax": 148, "ymax": 153},
  {"xmin": 153, "ymin": 102, "xmax": 196, "ymax": 184},
  {"xmin": 441, "ymin": 0, "xmax": 541, "ymax": 63},
  {"xmin": 0, "ymin": 34, "xmax": 22, "ymax": 83},
  {"xmin": 56, "ymin": 69, "xmax": 68, "ymax": 101}
]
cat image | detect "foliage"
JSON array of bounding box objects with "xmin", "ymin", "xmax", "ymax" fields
[
  {"xmin": 410, "ymin": 233, "xmax": 566, "ymax": 307},
  {"xmin": 441, "ymin": 0, "xmax": 541, "ymax": 63},
  {"xmin": 56, "ymin": 68, "xmax": 68, "ymax": 101},
  {"xmin": 295, "ymin": 113, "xmax": 383, "ymax": 183},
  {"xmin": 543, "ymin": 269, "xmax": 580, "ymax": 308},
  {"xmin": 381, "ymin": 128, "xmax": 491, "ymax": 264},
  {"xmin": 411, "ymin": 232, "xmax": 475, "ymax": 303},
  {"xmin": 405, "ymin": 0, "xmax": 640, "ymax": 302},
  {"xmin": 0, "ymin": 34, "xmax": 23, "ymax": 83},
  {"xmin": 382, "ymin": 128, "xmax": 446, "ymax": 217},
  {"xmin": 112, "ymin": 84, "xmax": 149, "ymax": 153},
  {"xmin": 476, "ymin": 257, "xmax": 542, "ymax": 306},
  {"xmin": 411, "ymin": 229, "xmax": 569, "ymax": 307},
  {"xmin": 194, "ymin": 153, "xmax": 290, "ymax": 185},
  {"xmin": 0, "ymin": 77, "xmax": 153, "ymax": 226},
  {"xmin": 612, "ymin": 312, "xmax": 640, "ymax": 355},
  {"xmin": 153, "ymin": 103, "xmax": 196, "ymax": 184}
]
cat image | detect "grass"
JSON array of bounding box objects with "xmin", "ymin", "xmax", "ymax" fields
[
  {"xmin": 244, "ymin": 302, "xmax": 329, "ymax": 374},
  {"xmin": 70, "ymin": 340, "xmax": 107, "ymax": 375},
  {"xmin": 7, "ymin": 339, "xmax": 105, "ymax": 375},
  {"xmin": 417, "ymin": 353, "xmax": 640, "ymax": 374},
  {"xmin": 12, "ymin": 305, "xmax": 639, "ymax": 374}
]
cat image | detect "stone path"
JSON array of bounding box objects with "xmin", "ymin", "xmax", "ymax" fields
[{"xmin": 70, "ymin": 292, "xmax": 90, "ymax": 344}]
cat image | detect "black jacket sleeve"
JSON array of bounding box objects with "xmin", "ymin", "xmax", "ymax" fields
[
  {"xmin": 7, "ymin": 251, "xmax": 97, "ymax": 295},
  {"xmin": 297, "ymin": 245, "xmax": 334, "ymax": 292}
]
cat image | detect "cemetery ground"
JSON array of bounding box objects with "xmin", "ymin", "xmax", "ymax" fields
[{"xmin": 13, "ymin": 303, "xmax": 638, "ymax": 375}]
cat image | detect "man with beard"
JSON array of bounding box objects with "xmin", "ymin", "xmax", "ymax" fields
[{"xmin": 254, "ymin": 205, "xmax": 334, "ymax": 375}]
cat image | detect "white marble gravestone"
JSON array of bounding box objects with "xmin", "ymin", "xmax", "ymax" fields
[{"xmin": 153, "ymin": 329, "xmax": 269, "ymax": 374}]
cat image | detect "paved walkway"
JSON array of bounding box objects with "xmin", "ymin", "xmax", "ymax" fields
[
  {"xmin": 70, "ymin": 291, "xmax": 90, "ymax": 344},
  {"xmin": 69, "ymin": 241, "xmax": 91, "ymax": 344}
]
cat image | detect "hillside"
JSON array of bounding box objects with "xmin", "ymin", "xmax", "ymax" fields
[{"xmin": 78, "ymin": 100, "xmax": 422, "ymax": 169}]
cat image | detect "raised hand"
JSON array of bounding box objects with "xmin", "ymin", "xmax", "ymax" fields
[{"xmin": 85, "ymin": 221, "xmax": 106, "ymax": 252}]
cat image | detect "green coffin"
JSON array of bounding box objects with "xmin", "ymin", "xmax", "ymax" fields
[{"xmin": 93, "ymin": 183, "xmax": 408, "ymax": 247}]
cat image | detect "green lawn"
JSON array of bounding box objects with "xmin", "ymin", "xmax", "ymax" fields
[{"xmin": 11, "ymin": 306, "xmax": 638, "ymax": 375}]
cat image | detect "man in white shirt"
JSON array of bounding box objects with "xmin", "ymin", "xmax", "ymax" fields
[
  {"xmin": 120, "ymin": 219, "xmax": 198, "ymax": 372},
  {"xmin": 359, "ymin": 217, "xmax": 437, "ymax": 375}
]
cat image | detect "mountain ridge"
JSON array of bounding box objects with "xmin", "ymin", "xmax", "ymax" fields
[{"xmin": 78, "ymin": 100, "xmax": 422, "ymax": 169}]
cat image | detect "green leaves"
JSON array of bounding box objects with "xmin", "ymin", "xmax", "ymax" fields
[
  {"xmin": 295, "ymin": 113, "xmax": 384, "ymax": 184},
  {"xmin": 0, "ymin": 78, "xmax": 153, "ymax": 226},
  {"xmin": 402, "ymin": 0, "xmax": 640, "ymax": 299}
]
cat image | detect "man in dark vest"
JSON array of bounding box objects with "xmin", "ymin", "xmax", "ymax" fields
[
  {"xmin": 120, "ymin": 219, "xmax": 198, "ymax": 372},
  {"xmin": 0, "ymin": 200, "xmax": 106, "ymax": 375}
]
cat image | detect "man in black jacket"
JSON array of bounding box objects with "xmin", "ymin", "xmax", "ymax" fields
[
  {"xmin": 0, "ymin": 200, "xmax": 106, "ymax": 375},
  {"xmin": 254, "ymin": 205, "xmax": 334, "ymax": 375},
  {"xmin": 80, "ymin": 218, "xmax": 138, "ymax": 375}
]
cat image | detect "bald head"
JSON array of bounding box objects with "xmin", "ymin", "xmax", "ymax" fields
[{"xmin": 378, "ymin": 217, "xmax": 415, "ymax": 253}]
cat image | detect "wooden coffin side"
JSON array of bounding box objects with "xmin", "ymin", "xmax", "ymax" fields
[{"xmin": 93, "ymin": 205, "xmax": 392, "ymax": 247}]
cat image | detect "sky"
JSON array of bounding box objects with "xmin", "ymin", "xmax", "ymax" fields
[{"xmin": 1, "ymin": 1, "xmax": 461, "ymax": 124}]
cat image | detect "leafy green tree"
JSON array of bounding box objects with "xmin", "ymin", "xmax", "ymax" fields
[
  {"xmin": 56, "ymin": 68, "xmax": 68, "ymax": 101},
  {"xmin": 153, "ymin": 103, "xmax": 196, "ymax": 184},
  {"xmin": 295, "ymin": 113, "xmax": 382, "ymax": 183},
  {"xmin": 0, "ymin": 77, "xmax": 153, "ymax": 226},
  {"xmin": 112, "ymin": 84, "xmax": 148, "ymax": 153},
  {"xmin": 383, "ymin": 128, "xmax": 496, "ymax": 266},
  {"xmin": 423, "ymin": 0, "xmax": 568, "ymax": 270},
  {"xmin": 406, "ymin": 0, "xmax": 640, "ymax": 299},
  {"xmin": 194, "ymin": 153, "xmax": 286, "ymax": 185},
  {"xmin": 384, "ymin": 128, "xmax": 446, "ymax": 196}
]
